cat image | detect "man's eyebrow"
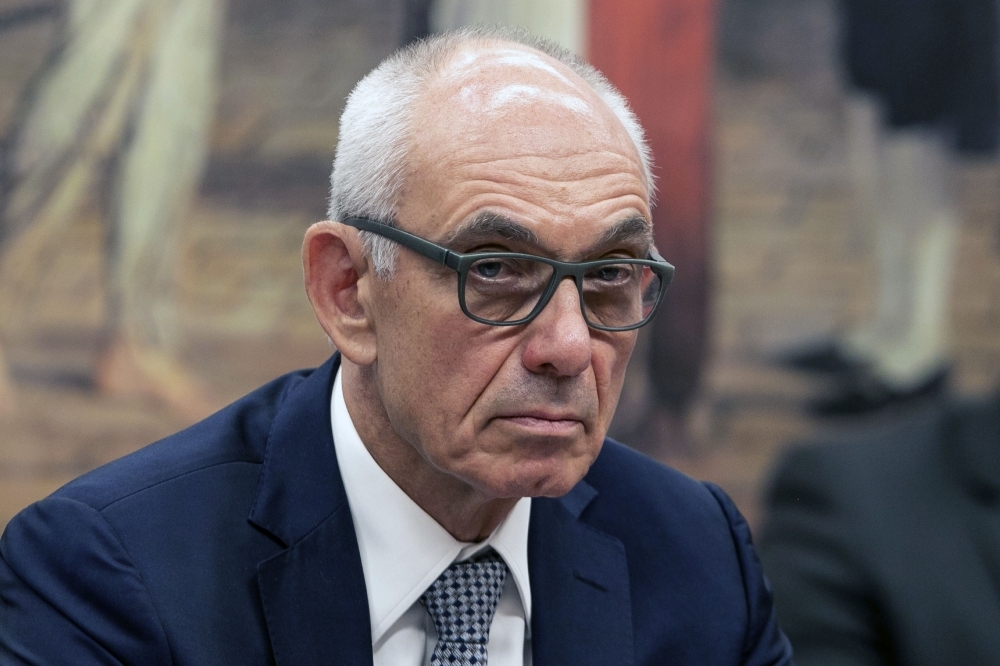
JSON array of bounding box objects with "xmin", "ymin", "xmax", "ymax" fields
[
  {"xmin": 444, "ymin": 211, "xmax": 653, "ymax": 255},
  {"xmin": 444, "ymin": 212, "xmax": 540, "ymax": 247},
  {"xmin": 593, "ymin": 215, "xmax": 654, "ymax": 250}
]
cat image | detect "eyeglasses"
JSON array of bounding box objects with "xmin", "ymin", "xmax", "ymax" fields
[{"xmin": 342, "ymin": 217, "xmax": 674, "ymax": 332}]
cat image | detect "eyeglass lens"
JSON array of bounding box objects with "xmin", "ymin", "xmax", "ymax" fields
[{"xmin": 463, "ymin": 256, "xmax": 662, "ymax": 329}]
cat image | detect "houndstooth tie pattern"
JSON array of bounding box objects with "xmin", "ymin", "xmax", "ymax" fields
[{"xmin": 420, "ymin": 551, "xmax": 508, "ymax": 666}]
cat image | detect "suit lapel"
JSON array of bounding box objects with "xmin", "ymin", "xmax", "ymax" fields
[
  {"xmin": 248, "ymin": 354, "xmax": 374, "ymax": 665},
  {"xmin": 257, "ymin": 503, "xmax": 372, "ymax": 665},
  {"xmin": 529, "ymin": 481, "xmax": 634, "ymax": 666}
]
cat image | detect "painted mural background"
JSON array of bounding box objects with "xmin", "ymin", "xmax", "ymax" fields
[{"xmin": 1, "ymin": 0, "xmax": 999, "ymax": 531}]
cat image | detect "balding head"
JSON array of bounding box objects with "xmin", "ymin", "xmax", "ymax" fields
[
  {"xmin": 329, "ymin": 28, "xmax": 654, "ymax": 276},
  {"xmin": 417, "ymin": 41, "xmax": 640, "ymax": 176}
]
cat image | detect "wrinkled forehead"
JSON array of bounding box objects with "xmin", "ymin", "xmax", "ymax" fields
[{"xmin": 416, "ymin": 43, "xmax": 635, "ymax": 156}]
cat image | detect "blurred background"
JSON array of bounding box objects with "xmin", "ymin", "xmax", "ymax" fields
[{"xmin": 0, "ymin": 0, "xmax": 998, "ymax": 535}]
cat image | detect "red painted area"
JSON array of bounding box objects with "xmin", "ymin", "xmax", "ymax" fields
[{"xmin": 589, "ymin": 0, "xmax": 716, "ymax": 411}]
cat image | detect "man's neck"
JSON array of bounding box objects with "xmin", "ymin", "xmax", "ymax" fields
[{"xmin": 342, "ymin": 361, "xmax": 519, "ymax": 542}]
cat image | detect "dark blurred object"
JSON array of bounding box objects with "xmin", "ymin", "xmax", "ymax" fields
[
  {"xmin": 0, "ymin": 2, "xmax": 58, "ymax": 34},
  {"xmin": 807, "ymin": 364, "xmax": 949, "ymax": 417},
  {"xmin": 717, "ymin": 0, "xmax": 837, "ymax": 84},
  {"xmin": 777, "ymin": 339, "xmax": 868, "ymax": 375},
  {"xmin": 401, "ymin": 0, "xmax": 432, "ymax": 44},
  {"xmin": 590, "ymin": 0, "xmax": 716, "ymax": 432},
  {"xmin": 759, "ymin": 392, "xmax": 1000, "ymax": 664},
  {"xmin": 842, "ymin": 0, "xmax": 1000, "ymax": 154}
]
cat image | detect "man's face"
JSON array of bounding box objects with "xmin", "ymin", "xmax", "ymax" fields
[{"xmin": 366, "ymin": 45, "xmax": 652, "ymax": 500}]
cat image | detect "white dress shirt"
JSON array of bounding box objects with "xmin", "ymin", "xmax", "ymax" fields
[{"xmin": 331, "ymin": 369, "xmax": 533, "ymax": 666}]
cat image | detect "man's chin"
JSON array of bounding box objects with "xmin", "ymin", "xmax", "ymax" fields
[{"xmin": 470, "ymin": 453, "xmax": 599, "ymax": 500}]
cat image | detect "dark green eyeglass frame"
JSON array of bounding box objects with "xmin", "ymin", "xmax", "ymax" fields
[{"xmin": 343, "ymin": 216, "xmax": 675, "ymax": 332}]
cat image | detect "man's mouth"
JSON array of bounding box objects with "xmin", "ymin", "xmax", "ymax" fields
[{"xmin": 493, "ymin": 410, "xmax": 584, "ymax": 434}]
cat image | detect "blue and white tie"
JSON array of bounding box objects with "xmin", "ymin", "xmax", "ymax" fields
[{"xmin": 420, "ymin": 551, "xmax": 509, "ymax": 666}]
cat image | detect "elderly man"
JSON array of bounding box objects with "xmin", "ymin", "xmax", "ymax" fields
[{"xmin": 0, "ymin": 30, "xmax": 791, "ymax": 665}]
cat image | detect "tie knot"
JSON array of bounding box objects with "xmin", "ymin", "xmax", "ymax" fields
[{"xmin": 420, "ymin": 551, "xmax": 509, "ymax": 653}]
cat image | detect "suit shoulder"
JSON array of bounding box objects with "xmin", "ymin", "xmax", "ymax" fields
[
  {"xmin": 51, "ymin": 368, "xmax": 314, "ymax": 511},
  {"xmin": 581, "ymin": 440, "xmax": 740, "ymax": 563},
  {"xmin": 0, "ymin": 494, "xmax": 174, "ymax": 662},
  {"xmin": 585, "ymin": 439, "xmax": 724, "ymax": 521},
  {"xmin": 582, "ymin": 440, "xmax": 758, "ymax": 575},
  {"xmin": 582, "ymin": 441, "xmax": 793, "ymax": 663}
]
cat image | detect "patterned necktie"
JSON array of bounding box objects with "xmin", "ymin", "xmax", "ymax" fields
[{"xmin": 419, "ymin": 550, "xmax": 509, "ymax": 666}]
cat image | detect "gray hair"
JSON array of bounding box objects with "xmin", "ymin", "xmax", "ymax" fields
[{"xmin": 328, "ymin": 27, "xmax": 655, "ymax": 278}]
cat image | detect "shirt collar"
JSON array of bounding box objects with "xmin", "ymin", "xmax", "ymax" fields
[{"xmin": 330, "ymin": 368, "xmax": 532, "ymax": 645}]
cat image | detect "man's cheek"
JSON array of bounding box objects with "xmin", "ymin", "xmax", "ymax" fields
[
  {"xmin": 448, "ymin": 344, "xmax": 511, "ymax": 397},
  {"xmin": 595, "ymin": 343, "xmax": 631, "ymax": 393}
]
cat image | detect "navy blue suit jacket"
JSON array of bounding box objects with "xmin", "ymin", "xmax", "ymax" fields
[{"xmin": 0, "ymin": 354, "xmax": 792, "ymax": 665}]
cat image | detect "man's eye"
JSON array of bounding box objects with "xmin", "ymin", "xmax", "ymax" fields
[
  {"xmin": 474, "ymin": 261, "xmax": 503, "ymax": 278},
  {"xmin": 592, "ymin": 265, "xmax": 628, "ymax": 282}
]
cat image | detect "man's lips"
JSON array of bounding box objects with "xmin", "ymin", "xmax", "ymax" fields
[{"xmin": 493, "ymin": 411, "xmax": 585, "ymax": 434}]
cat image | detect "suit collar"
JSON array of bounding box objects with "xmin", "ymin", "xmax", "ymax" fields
[
  {"xmin": 249, "ymin": 353, "xmax": 344, "ymax": 546},
  {"xmin": 530, "ymin": 476, "xmax": 634, "ymax": 666},
  {"xmin": 249, "ymin": 353, "xmax": 374, "ymax": 665}
]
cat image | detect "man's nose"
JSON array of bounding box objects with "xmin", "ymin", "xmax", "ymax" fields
[{"xmin": 521, "ymin": 278, "xmax": 592, "ymax": 377}]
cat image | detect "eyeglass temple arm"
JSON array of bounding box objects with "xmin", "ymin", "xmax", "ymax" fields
[
  {"xmin": 341, "ymin": 217, "xmax": 460, "ymax": 269},
  {"xmin": 343, "ymin": 216, "xmax": 674, "ymax": 276},
  {"xmin": 646, "ymin": 247, "xmax": 676, "ymax": 286},
  {"xmin": 648, "ymin": 246, "xmax": 669, "ymax": 264}
]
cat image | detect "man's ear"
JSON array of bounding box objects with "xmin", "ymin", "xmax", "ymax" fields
[{"xmin": 302, "ymin": 221, "xmax": 378, "ymax": 366}]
